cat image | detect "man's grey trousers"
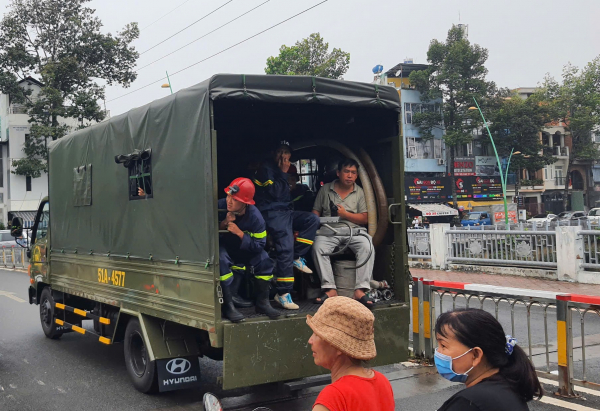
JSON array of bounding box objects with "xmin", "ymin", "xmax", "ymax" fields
[{"xmin": 311, "ymin": 231, "xmax": 374, "ymax": 291}]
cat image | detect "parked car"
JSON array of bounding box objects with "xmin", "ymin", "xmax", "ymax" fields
[
  {"xmin": 527, "ymin": 213, "xmax": 557, "ymax": 226},
  {"xmin": 587, "ymin": 208, "xmax": 600, "ymax": 225},
  {"xmin": 553, "ymin": 211, "xmax": 587, "ymax": 222},
  {"xmin": 0, "ymin": 229, "xmax": 28, "ymax": 248}
]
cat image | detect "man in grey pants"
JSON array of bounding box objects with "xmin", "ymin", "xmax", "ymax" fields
[{"xmin": 311, "ymin": 158, "xmax": 375, "ymax": 309}]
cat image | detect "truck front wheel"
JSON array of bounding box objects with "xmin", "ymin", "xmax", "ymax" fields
[
  {"xmin": 39, "ymin": 287, "xmax": 63, "ymax": 339},
  {"xmin": 124, "ymin": 318, "xmax": 158, "ymax": 393}
]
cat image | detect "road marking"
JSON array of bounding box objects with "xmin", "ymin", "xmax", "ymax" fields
[
  {"xmin": 538, "ymin": 377, "xmax": 600, "ymax": 398},
  {"xmin": 0, "ymin": 290, "xmax": 26, "ymax": 303},
  {"xmin": 538, "ymin": 395, "xmax": 599, "ymax": 410}
]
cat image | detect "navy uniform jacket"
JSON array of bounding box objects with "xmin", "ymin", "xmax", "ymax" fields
[
  {"xmin": 217, "ymin": 198, "xmax": 267, "ymax": 253},
  {"xmin": 253, "ymin": 160, "xmax": 293, "ymax": 212}
]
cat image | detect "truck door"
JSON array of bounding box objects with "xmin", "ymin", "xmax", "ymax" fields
[{"xmin": 30, "ymin": 201, "xmax": 50, "ymax": 282}]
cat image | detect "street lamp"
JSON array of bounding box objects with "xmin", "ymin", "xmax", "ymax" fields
[
  {"xmin": 161, "ymin": 70, "xmax": 173, "ymax": 94},
  {"xmin": 469, "ymin": 98, "xmax": 514, "ymax": 228}
]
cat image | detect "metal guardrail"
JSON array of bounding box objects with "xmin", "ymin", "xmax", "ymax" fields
[
  {"xmin": 407, "ymin": 229, "xmax": 431, "ymax": 260},
  {"xmin": 580, "ymin": 229, "xmax": 600, "ymax": 270},
  {"xmin": 412, "ymin": 278, "xmax": 600, "ymax": 398},
  {"xmin": 446, "ymin": 229, "xmax": 557, "ymax": 268},
  {"xmin": 1, "ymin": 246, "xmax": 29, "ymax": 269}
]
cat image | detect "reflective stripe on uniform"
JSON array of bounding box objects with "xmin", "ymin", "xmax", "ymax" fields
[
  {"xmin": 255, "ymin": 275, "xmax": 274, "ymax": 281},
  {"xmin": 244, "ymin": 230, "xmax": 267, "ymax": 239},
  {"xmin": 277, "ymin": 277, "xmax": 294, "ymax": 282},
  {"xmin": 253, "ymin": 179, "xmax": 273, "ymax": 187},
  {"xmin": 220, "ymin": 272, "xmax": 233, "ymax": 282},
  {"xmin": 232, "ymin": 265, "xmax": 246, "ymax": 271},
  {"xmin": 296, "ymin": 237, "xmax": 314, "ymax": 245}
]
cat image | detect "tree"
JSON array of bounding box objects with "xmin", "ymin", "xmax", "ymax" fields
[
  {"xmin": 0, "ymin": 0, "xmax": 139, "ymax": 178},
  {"xmin": 265, "ymin": 33, "xmax": 350, "ymax": 79},
  {"xmin": 541, "ymin": 57, "xmax": 600, "ymax": 210},
  {"xmin": 409, "ymin": 25, "xmax": 496, "ymax": 208},
  {"xmin": 487, "ymin": 93, "xmax": 556, "ymax": 200}
]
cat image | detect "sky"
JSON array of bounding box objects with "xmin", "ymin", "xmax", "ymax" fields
[{"xmin": 2, "ymin": 0, "xmax": 599, "ymax": 116}]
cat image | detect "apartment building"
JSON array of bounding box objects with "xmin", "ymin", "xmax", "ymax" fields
[{"xmin": 0, "ymin": 77, "xmax": 81, "ymax": 226}]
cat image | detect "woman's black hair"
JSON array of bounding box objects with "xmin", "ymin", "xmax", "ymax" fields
[
  {"xmin": 435, "ymin": 308, "xmax": 543, "ymax": 401},
  {"xmin": 337, "ymin": 158, "xmax": 360, "ymax": 171}
]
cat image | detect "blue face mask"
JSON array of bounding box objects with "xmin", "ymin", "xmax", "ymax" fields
[{"xmin": 434, "ymin": 348, "xmax": 474, "ymax": 383}]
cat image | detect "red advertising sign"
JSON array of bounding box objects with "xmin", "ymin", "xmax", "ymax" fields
[
  {"xmin": 454, "ymin": 158, "xmax": 476, "ymax": 176},
  {"xmin": 494, "ymin": 211, "xmax": 517, "ymax": 223}
]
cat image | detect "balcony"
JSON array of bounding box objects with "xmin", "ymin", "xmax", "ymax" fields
[
  {"xmin": 555, "ymin": 176, "xmax": 568, "ymax": 186},
  {"xmin": 9, "ymin": 104, "xmax": 27, "ymax": 114},
  {"xmin": 543, "ymin": 146, "xmax": 569, "ymax": 157}
]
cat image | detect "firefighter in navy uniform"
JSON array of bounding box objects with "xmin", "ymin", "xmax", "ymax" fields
[
  {"xmin": 218, "ymin": 178, "xmax": 280, "ymax": 322},
  {"xmin": 253, "ymin": 143, "xmax": 320, "ymax": 310}
]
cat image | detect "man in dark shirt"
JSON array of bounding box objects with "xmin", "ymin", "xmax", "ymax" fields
[{"xmin": 253, "ymin": 143, "xmax": 319, "ymax": 310}]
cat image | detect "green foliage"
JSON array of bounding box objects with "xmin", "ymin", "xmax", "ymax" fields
[
  {"xmin": 0, "ymin": 0, "xmax": 139, "ymax": 177},
  {"xmin": 487, "ymin": 93, "xmax": 556, "ymax": 175},
  {"xmin": 521, "ymin": 179, "xmax": 544, "ymax": 187},
  {"xmin": 265, "ymin": 33, "xmax": 350, "ymax": 79},
  {"xmin": 409, "ymin": 25, "xmax": 496, "ymax": 149},
  {"xmin": 541, "ymin": 56, "xmax": 600, "ymax": 162},
  {"xmin": 540, "ymin": 56, "xmax": 600, "ymax": 208}
]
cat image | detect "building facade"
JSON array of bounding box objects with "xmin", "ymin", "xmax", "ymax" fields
[{"xmin": 0, "ymin": 77, "xmax": 81, "ymax": 226}]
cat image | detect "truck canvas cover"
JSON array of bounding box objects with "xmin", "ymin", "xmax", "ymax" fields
[{"xmin": 49, "ymin": 74, "xmax": 400, "ymax": 263}]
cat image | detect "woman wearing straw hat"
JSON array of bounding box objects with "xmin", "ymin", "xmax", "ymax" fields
[{"xmin": 307, "ymin": 296, "xmax": 395, "ymax": 411}]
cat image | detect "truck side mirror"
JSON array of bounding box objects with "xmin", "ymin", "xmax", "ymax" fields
[{"xmin": 10, "ymin": 217, "xmax": 23, "ymax": 238}]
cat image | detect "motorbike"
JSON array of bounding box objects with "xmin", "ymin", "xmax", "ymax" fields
[{"xmin": 203, "ymin": 392, "xmax": 272, "ymax": 411}]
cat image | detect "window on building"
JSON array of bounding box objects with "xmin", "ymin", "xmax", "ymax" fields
[
  {"xmin": 404, "ymin": 103, "xmax": 413, "ymax": 124},
  {"xmin": 0, "ymin": 157, "xmax": 3, "ymax": 188},
  {"xmin": 544, "ymin": 167, "xmax": 548, "ymax": 180},
  {"xmin": 26, "ymin": 176, "xmax": 31, "ymax": 192}
]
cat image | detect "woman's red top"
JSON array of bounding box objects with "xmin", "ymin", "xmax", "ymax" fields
[{"xmin": 313, "ymin": 370, "xmax": 395, "ymax": 411}]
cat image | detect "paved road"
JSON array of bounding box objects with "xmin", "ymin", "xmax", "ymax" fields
[{"xmin": 1, "ymin": 268, "xmax": 599, "ymax": 410}]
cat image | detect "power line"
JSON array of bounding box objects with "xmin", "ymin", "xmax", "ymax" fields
[
  {"xmin": 140, "ymin": 0, "xmax": 193, "ymax": 31},
  {"xmin": 140, "ymin": 0, "xmax": 234, "ymax": 55},
  {"xmin": 137, "ymin": 0, "xmax": 270, "ymax": 72},
  {"xmin": 109, "ymin": 0, "xmax": 329, "ymax": 103}
]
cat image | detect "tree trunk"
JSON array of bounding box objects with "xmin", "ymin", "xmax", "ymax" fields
[
  {"xmin": 450, "ymin": 146, "xmax": 458, "ymax": 209},
  {"xmin": 563, "ymin": 157, "xmax": 572, "ymax": 211}
]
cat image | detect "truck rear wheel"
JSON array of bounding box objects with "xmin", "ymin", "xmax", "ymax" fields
[
  {"xmin": 124, "ymin": 318, "xmax": 158, "ymax": 393},
  {"xmin": 39, "ymin": 287, "xmax": 63, "ymax": 339}
]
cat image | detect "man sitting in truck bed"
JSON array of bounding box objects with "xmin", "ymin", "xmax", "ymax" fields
[
  {"xmin": 311, "ymin": 158, "xmax": 375, "ymax": 309},
  {"xmin": 253, "ymin": 143, "xmax": 320, "ymax": 310},
  {"xmin": 218, "ymin": 178, "xmax": 280, "ymax": 322}
]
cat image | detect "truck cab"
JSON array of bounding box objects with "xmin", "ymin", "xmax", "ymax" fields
[{"xmin": 461, "ymin": 211, "xmax": 491, "ymax": 227}]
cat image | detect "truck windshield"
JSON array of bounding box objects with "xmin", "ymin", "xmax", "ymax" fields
[
  {"xmin": 589, "ymin": 209, "xmax": 600, "ymax": 216},
  {"xmin": 467, "ymin": 214, "xmax": 480, "ymax": 220}
]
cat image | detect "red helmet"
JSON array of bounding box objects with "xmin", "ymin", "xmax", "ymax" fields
[{"xmin": 224, "ymin": 177, "xmax": 255, "ymax": 205}]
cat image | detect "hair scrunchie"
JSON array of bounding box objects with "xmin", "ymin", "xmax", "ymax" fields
[{"xmin": 506, "ymin": 335, "xmax": 518, "ymax": 356}]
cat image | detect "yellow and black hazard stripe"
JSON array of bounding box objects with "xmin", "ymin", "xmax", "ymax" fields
[
  {"xmin": 55, "ymin": 318, "xmax": 112, "ymax": 345},
  {"xmin": 55, "ymin": 302, "xmax": 110, "ymax": 325}
]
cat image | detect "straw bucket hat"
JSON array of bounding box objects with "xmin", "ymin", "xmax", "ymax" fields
[{"xmin": 306, "ymin": 296, "xmax": 376, "ymax": 361}]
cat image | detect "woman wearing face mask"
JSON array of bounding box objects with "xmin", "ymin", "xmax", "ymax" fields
[{"xmin": 435, "ymin": 308, "xmax": 543, "ymax": 411}]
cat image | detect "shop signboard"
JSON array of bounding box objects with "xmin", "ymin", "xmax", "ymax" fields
[
  {"xmin": 405, "ymin": 177, "xmax": 451, "ymax": 201},
  {"xmin": 475, "ymin": 156, "xmax": 500, "ymax": 176},
  {"xmin": 453, "ymin": 158, "xmax": 476, "ymax": 176}
]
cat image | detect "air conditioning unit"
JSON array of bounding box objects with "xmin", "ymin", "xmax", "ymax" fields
[{"xmin": 437, "ymin": 159, "xmax": 446, "ymax": 165}]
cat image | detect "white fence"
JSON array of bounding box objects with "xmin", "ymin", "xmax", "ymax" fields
[{"xmin": 409, "ymin": 223, "xmax": 600, "ymax": 284}]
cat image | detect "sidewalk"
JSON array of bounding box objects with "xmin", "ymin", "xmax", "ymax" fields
[{"xmin": 410, "ymin": 268, "xmax": 600, "ymax": 297}]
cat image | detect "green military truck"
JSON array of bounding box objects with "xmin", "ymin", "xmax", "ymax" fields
[{"xmin": 19, "ymin": 74, "xmax": 410, "ymax": 393}]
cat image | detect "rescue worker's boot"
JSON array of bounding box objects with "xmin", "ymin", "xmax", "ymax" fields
[
  {"xmin": 254, "ymin": 279, "xmax": 280, "ymax": 319},
  {"xmin": 221, "ymin": 284, "xmax": 245, "ymax": 323},
  {"xmin": 231, "ymin": 273, "xmax": 253, "ymax": 308}
]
